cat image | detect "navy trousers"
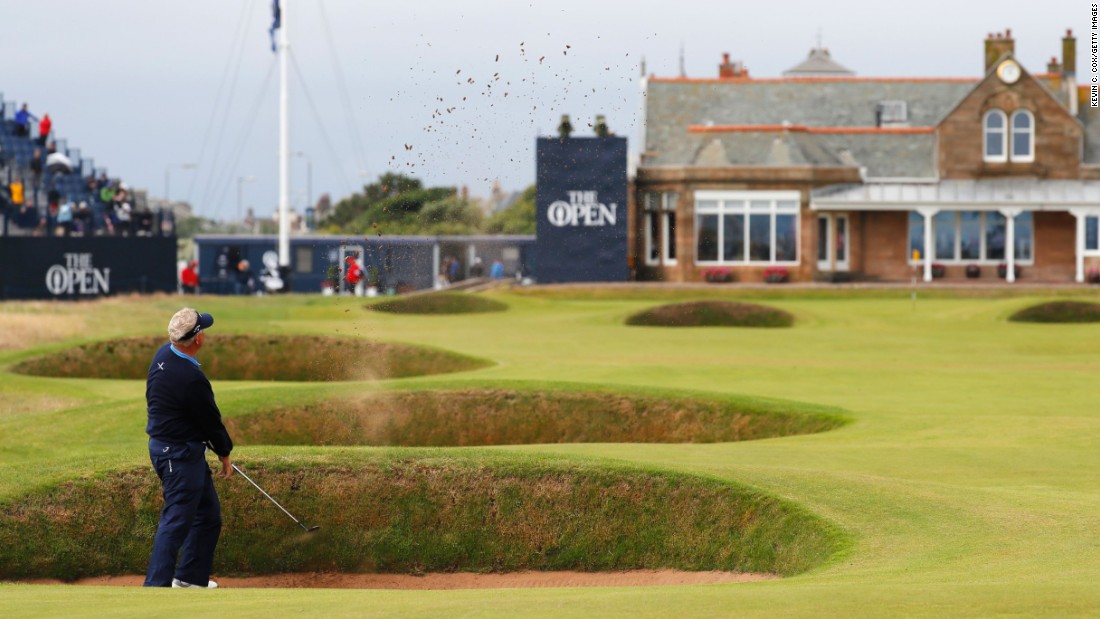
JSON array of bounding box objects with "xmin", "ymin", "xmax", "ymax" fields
[{"xmin": 143, "ymin": 439, "xmax": 222, "ymax": 587}]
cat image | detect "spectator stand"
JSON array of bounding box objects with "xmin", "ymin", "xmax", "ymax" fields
[{"xmin": 0, "ymin": 91, "xmax": 173, "ymax": 238}]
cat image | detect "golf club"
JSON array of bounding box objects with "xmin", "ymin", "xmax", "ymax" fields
[{"xmin": 231, "ymin": 463, "xmax": 320, "ymax": 533}]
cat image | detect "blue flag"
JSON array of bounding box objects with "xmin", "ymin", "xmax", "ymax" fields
[{"xmin": 269, "ymin": 0, "xmax": 281, "ymax": 53}]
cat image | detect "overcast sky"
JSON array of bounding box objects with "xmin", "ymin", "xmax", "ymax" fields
[{"xmin": 0, "ymin": 0, "xmax": 1082, "ymax": 219}]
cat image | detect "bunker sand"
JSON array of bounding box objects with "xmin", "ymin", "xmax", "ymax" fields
[{"xmin": 19, "ymin": 570, "xmax": 775, "ymax": 589}]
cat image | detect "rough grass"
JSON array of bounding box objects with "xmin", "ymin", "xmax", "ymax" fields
[
  {"xmin": 368, "ymin": 293, "xmax": 508, "ymax": 315},
  {"xmin": 1008, "ymin": 300, "xmax": 1100, "ymax": 323},
  {"xmin": 625, "ymin": 301, "xmax": 794, "ymax": 328},
  {"xmin": 225, "ymin": 389, "xmax": 846, "ymax": 446},
  {"xmin": 0, "ymin": 453, "xmax": 843, "ymax": 580},
  {"xmin": 0, "ymin": 305, "xmax": 86, "ymax": 351},
  {"xmin": 8, "ymin": 335, "xmax": 492, "ymax": 381}
]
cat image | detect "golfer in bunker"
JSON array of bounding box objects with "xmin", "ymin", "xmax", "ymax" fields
[{"xmin": 143, "ymin": 308, "xmax": 234, "ymax": 588}]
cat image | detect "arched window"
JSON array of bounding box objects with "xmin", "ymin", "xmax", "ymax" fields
[
  {"xmin": 983, "ymin": 109, "xmax": 1007, "ymax": 163},
  {"xmin": 1010, "ymin": 109, "xmax": 1034, "ymax": 162}
]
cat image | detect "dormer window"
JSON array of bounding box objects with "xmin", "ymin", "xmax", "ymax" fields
[
  {"xmin": 1010, "ymin": 110, "xmax": 1034, "ymax": 162},
  {"xmin": 876, "ymin": 100, "xmax": 908, "ymax": 127},
  {"xmin": 983, "ymin": 110, "xmax": 1007, "ymax": 162}
]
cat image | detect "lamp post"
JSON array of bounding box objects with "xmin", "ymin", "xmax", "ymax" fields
[
  {"xmin": 294, "ymin": 151, "xmax": 312, "ymax": 208},
  {"xmin": 237, "ymin": 175, "xmax": 256, "ymax": 225},
  {"xmin": 164, "ymin": 163, "xmax": 196, "ymax": 203}
]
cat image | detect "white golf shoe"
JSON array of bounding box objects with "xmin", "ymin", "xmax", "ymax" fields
[{"xmin": 171, "ymin": 578, "xmax": 218, "ymax": 588}]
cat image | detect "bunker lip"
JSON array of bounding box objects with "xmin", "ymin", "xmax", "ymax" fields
[
  {"xmin": 9, "ymin": 334, "xmax": 491, "ymax": 381},
  {"xmin": 225, "ymin": 388, "xmax": 847, "ymax": 446},
  {"xmin": 13, "ymin": 570, "xmax": 777, "ymax": 589},
  {"xmin": 625, "ymin": 300, "xmax": 794, "ymax": 328}
]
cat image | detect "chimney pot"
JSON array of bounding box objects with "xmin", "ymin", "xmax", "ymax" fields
[
  {"xmin": 1067, "ymin": 28, "xmax": 1073, "ymax": 37},
  {"xmin": 722, "ymin": 52, "xmax": 730, "ymax": 63},
  {"xmin": 1005, "ymin": 28, "xmax": 1012, "ymax": 39}
]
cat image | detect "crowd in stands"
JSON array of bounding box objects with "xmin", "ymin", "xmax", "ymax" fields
[{"xmin": 1, "ymin": 100, "xmax": 164, "ymax": 237}]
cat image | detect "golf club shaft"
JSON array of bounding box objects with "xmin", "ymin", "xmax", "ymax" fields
[{"xmin": 231, "ymin": 463, "xmax": 309, "ymax": 531}]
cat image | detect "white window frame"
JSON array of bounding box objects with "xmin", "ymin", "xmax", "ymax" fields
[
  {"xmin": 662, "ymin": 192, "xmax": 678, "ymax": 265},
  {"xmin": 1009, "ymin": 109, "xmax": 1035, "ymax": 163},
  {"xmin": 1084, "ymin": 215, "xmax": 1100, "ymax": 255},
  {"xmin": 906, "ymin": 210, "xmax": 1034, "ymax": 265},
  {"xmin": 642, "ymin": 193, "xmax": 660, "ymax": 266},
  {"xmin": 694, "ymin": 190, "xmax": 800, "ymax": 266},
  {"xmin": 983, "ymin": 109, "xmax": 1008, "ymax": 163}
]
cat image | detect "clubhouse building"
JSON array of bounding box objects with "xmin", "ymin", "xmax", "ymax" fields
[{"xmin": 633, "ymin": 29, "xmax": 1099, "ymax": 283}]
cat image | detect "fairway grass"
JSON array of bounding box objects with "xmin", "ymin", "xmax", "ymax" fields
[{"xmin": 3, "ymin": 288, "xmax": 1100, "ymax": 617}]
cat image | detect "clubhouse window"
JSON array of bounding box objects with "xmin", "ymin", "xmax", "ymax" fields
[
  {"xmin": 908, "ymin": 211, "xmax": 1033, "ymax": 263},
  {"xmin": 1085, "ymin": 216, "xmax": 1100, "ymax": 254},
  {"xmin": 694, "ymin": 191, "xmax": 799, "ymax": 265}
]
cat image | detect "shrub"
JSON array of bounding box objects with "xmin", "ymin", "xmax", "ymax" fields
[
  {"xmin": 997, "ymin": 263, "xmax": 1021, "ymax": 279},
  {"xmin": 1087, "ymin": 268, "xmax": 1100, "ymax": 284},
  {"xmin": 965, "ymin": 264, "xmax": 981, "ymax": 279},
  {"xmin": 702, "ymin": 267, "xmax": 734, "ymax": 283},
  {"xmin": 931, "ymin": 263, "xmax": 946, "ymax": 278},
  {"xmin": 763, "ymin": 266, "xmax": 789, "ymax": 284}
]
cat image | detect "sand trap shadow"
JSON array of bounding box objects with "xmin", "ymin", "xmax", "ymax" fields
[{"xmin": 10, "ymin": 335, "xmax": 492, "ymax": 381}]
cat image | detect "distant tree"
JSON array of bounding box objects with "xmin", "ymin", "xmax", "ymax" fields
[{"xmin": 484, "ymin": 185, "xmax": 535, "ymax": 234}]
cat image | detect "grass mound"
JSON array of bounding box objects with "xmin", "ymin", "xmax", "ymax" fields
[
  {"xmin": 226, "ymin": 388, "xmax": 846, "ymax": 446},
  {"xmin": 368, "ymin": 293, "xmax": 508, "ymax": 315},
  {"xmin": 625, "ymin": 300, "xmax": 793, "ymax": 328},
  {"xmin": 10, "ymin": 335, "xmax": 491, "ymax": 381},
  {"xmin": 1008, "ymin": 301, "xmax": 1100, "ymax": 323},
  {"xmin": 0, "ymin": 453, "xmax": 845, "ymax": 579}
]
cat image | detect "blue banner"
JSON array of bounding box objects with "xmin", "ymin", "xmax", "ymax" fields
[{"xmin": 534, "ymin": 137, "xmax": 628, "ymax": 283}]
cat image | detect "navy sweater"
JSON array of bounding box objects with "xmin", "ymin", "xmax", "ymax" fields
[{"xmin": 145, "ymin": 342, "xmax": 233, "ymax": 457}]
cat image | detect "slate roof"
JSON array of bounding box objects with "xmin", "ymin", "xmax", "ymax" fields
[{"xmin": 643, "ymin": 77, "xmax": 976, "ymax": 178}]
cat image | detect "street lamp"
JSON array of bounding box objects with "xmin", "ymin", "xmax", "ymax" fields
[
  {"xmin": 237, "ymin": 175, "xmax": 256, "ymax": 224},
  {"xmin": 293, "ymin": 151, "xmax": 312, "ymax": 209},
  {"xmin": 164, "ymin": 163, "xmax": 196, "ymax": 203}
]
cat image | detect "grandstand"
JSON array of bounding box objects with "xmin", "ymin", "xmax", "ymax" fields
[{"xmin": 0, "ymin": 94, "xmax": 174, "ymax": 237}]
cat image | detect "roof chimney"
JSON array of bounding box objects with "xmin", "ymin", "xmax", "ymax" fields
[
  {"xmin": 718, "ymin": 53, "xmax": 745, "ymax": 78},
  {"xmin": 1063, "ymin": 28, "xmax": 1076, "ymax": 78},
  {"xmin": 984, "ymin": 29, "xmax": 1015, "ymax": 72}
]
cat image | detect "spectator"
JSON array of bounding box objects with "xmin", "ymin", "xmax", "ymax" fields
[
  {"xmin": 13, "ymin": 104, "xmax": 37, "ymax": 137},
  {"xmin": 448, "ymin": 256, "xmax": 461, "ymax": 283},
  {"xmin": 56, "ymin": 200, "xmax": 74, "ymax": 237},
  {"xmin": 180, "ymin": 261, "xmax": 199, "ymax": 295},
  {"xmin": 37, "ymin": 114, "xmax": 52, "ymax": 147},
  {"xmin": 490, "ymin": 259, "xmax": 505, "ymax": 279},
  {"xmin": 9, "ymin": 179, "xmax": 24, "ymax": 210},
  {"xmin": 73, "ymin": 201, "xmax": 93, "ymax": 236},
  {"xmin": 116, "ymin": 199, "xmax": 133, "ymax": 236},
  {"xmin": 29, "ymin": 149, "xmax": 43, "ymax": 188},
  {"xmin": 344, "ymin": 255, "xmax": 362, "ymax": 295},
  {"xmin": 235, "ymin": 260, "xmax": 255, "ymax": 295}
]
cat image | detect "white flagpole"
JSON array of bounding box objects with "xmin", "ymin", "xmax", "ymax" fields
[{"xmin": 277, "ymin": 0, "xmax": 291, "ymax": 273}]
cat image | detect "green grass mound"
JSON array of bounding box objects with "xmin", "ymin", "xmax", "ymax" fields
[
  {"xmin": 0, "ymin": 453, "xmax": 845, "ymax": 579},
  {"xmin": 368, "ymin": 293, "xmax": 508, "ymax": 315},
  {"xmin": 226, "ymin": 388, "xmax": 847, "ymax": 446},
  {"xmin": 1008, "ymin": 301, "xmax": 1100, "ymax": 323},
  {"xmin": 10, "ymin": 335, "xmax": 491, "ymax": 381},
  {"xmin": 625, "ymin": 300, "xmax": 794, "ymax": 328}
]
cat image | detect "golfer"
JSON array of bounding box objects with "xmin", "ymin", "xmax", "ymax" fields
[{"xmin": 143, "ymin": 308, "xmax": 234, "ymax": 588}]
